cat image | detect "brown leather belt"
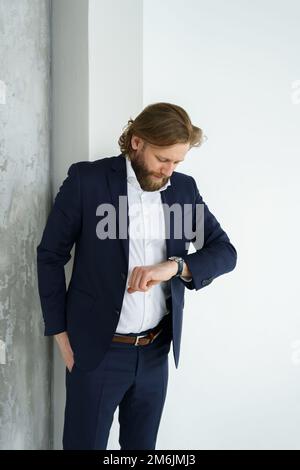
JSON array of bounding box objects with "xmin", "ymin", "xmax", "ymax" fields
[{"xmin": 112, "ymin": 324, "xmax": 163, "ymax": 346}]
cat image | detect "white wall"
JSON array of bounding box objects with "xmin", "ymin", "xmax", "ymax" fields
[
  {"xmin": 51, "ymin": 0, "xmax": 89, "ymax": 192},
  {"xmin": 89, "ymin": 0, "xmax": 143, "ymax": 160},
  {"xmin": 143, "ymin": 0, "xmax": 300, "ymax": 450}
]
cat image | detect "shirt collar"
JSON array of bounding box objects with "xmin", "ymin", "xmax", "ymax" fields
[{"xmin": 125, "ymin": 154, "xmax": 171, "ymax": 193}]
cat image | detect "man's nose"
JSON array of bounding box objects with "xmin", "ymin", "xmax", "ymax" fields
[{"xmin": 162, "ymin": 163, "xmax": 174, "ymax": 177}]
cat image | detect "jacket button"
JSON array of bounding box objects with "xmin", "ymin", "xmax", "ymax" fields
[
  {"xmin": 121, "ymin": 272, "xmax": 126, "ymax": 280},
  {"xmin": 115, "ymin": 309, "xmax": 120, "ymax": 316}
]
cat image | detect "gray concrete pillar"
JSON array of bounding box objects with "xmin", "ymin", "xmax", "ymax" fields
[{"xmin": 0, "ymin": 0, "xmax": 52, "ymax": 449}]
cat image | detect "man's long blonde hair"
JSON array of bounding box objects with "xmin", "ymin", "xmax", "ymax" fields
[{"xmin": 118, "ymin": 102, "xmax": 204, "ymax": 155}]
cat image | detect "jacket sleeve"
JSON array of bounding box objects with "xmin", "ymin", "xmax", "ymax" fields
[
  {"xmin": 181, "ymin": 177, "xmax": 237, "ymax": 291},
  {"xmin": 36, "ymin": 163, "xmax": 82, "ymax": 335}
]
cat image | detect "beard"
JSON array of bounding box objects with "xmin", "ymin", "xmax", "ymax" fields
[{"xmin": 129, "ymin": 146, "xmax": 170, "ymax": 192}]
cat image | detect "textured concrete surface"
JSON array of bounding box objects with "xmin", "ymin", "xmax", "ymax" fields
[{"xmin": 0, "ymin": 0, "xmax": 52, "ymax": 449}]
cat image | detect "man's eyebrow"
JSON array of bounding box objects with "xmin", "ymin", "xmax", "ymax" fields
[{"xmin": 155, "ymin": 154, "xmax": 184, "ymax": 162}]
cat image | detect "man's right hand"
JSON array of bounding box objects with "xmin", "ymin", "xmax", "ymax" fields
[{"xmin": 54, "ymin": 331, "xmax": 75, "ymax": 372}]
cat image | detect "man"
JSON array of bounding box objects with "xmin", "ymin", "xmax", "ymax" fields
[{"xmin": 37, "ymin": 102, "xmax": 237, "ymax": 450}]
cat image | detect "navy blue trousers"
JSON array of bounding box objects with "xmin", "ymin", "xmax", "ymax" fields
[{"xmin": 62, "ymin": 317, "xmax": 172, "ymax": 450}]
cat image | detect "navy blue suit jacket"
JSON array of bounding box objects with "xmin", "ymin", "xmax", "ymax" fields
[{"xmin": 36, "ymin": 154, "xmax": 237, "ymax": 370}]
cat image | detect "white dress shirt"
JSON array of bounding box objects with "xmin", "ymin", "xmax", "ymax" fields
[{"xmin": 115, "ymin": 155, "xmax": 190, "ymax": 335}]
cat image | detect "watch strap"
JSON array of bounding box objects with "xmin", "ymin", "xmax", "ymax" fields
[{"xmin": 168, "ymin": 256, "xmax": 184, "ymax": 278}]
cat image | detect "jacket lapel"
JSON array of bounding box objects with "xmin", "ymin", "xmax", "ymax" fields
[
  {"xmin": 107, "ymin": 154, "xmax": 129, "ymax": 268},
  {"xmin": 160, "ymin": 182, "xmax": 178, "ymax": 259}
]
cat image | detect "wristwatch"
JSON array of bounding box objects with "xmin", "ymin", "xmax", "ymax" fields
[{"xmin": 168, "ymin": 256, "xmax": 184, "ymax": 278}]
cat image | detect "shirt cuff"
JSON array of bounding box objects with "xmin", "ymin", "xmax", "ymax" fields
[{"xmin": 179, "ymin": 275, "xmax": 192, "ymax": 282}]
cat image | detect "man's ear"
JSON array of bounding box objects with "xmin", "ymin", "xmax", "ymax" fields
[
  {"xmin": 131, "ymin": 134, "xmax": 143, "ymax": 150},
  {"xmin": 131, "ymin": 135, "xmax": 146, "ymax": 151}
]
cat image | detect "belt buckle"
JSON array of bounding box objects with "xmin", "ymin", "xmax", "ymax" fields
[{"xmin": 134, "ymin": 335, "xmax": 145, "ymax": 346}]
